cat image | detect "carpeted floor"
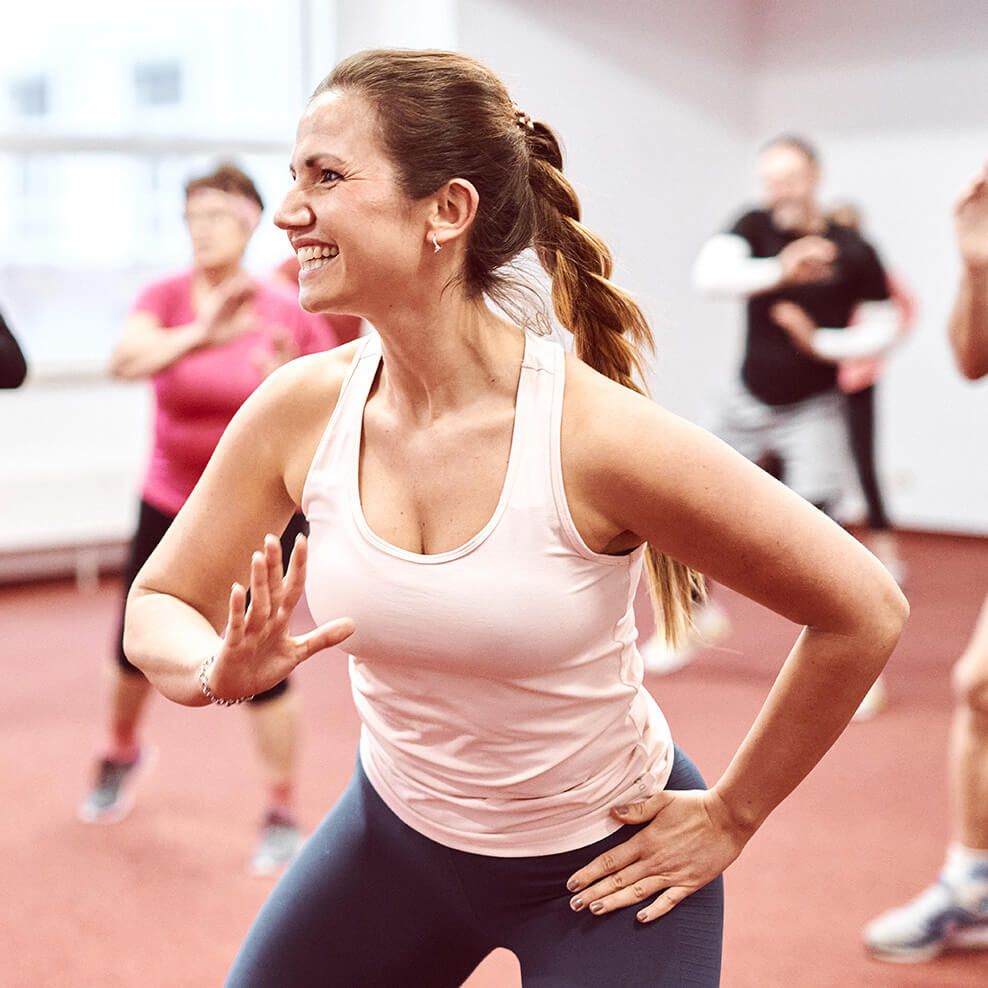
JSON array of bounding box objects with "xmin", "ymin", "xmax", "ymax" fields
[{"xmin": 1, "ymin": 530, "xmax": 986, "ymax": 986}]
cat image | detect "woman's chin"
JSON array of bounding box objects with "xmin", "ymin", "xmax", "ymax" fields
[{"xmin": 298, "ymin": 282, "xmax": 336, "ymax": 314}]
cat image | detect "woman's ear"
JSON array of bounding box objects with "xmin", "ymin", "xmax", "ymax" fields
[{"xmin": 429, "ymin": 178, "xmax": 479, "ymax": 252}]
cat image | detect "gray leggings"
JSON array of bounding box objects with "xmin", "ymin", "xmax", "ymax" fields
[{"xmin": 226, "ymin": 747, "xmax": 724, "ymax": 987}]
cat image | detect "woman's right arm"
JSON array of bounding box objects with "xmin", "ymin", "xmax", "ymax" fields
[
  {"xmin": 123, "ymin": 346, "xmax": 358, "ymax": 705},
  {"xmin": 108, "ymin": 311, "xmax": 208, "ymax": 379},
  {"xmin": 110, "ymin": 275, "xmax": 259, "ymax": 379}
]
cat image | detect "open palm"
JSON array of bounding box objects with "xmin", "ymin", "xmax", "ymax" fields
[{"xmin": 204, "ymin": 533, "xmax": 354, "ymax": 703}]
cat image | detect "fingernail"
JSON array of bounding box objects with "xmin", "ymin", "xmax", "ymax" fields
[
  {"xmin": 614, "ymin": 805, "xmax": 629, "ymax": 815},
  {"xmin": 589, "ymin": 902, "xmax": 605, "ymax": 915},
  {"xmin": 636, "ymin": 910, "xmax": 648, "ymax": 923},
  {"xmin": 569, "ymin": 896, "xmax": 584, "ymax": 911},
  {"xmin": 566, "ymin": 878, "xmax": 579, "ymax": 892}
]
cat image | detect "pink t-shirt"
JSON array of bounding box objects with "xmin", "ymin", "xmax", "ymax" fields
[{"xmin": 134, "ymin": 270, "xmax": 337, "ymax": 516}]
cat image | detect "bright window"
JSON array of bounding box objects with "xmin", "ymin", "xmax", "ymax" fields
[{"xmin": 0, "ymin": 0, "xmax": 330, "ymax": 368}]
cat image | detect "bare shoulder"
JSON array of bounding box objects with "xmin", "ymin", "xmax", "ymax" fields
[
  {"xmin": 560, "ymin": 351, "xmax": 682, "ymax": 466},
  {"xmin": 228, "ymin": 338, "xmax": 366, "ymax": 502},
  {"xmin": 558, "ymin": 351, "xmax": 702, "ymax": 553},
  {"xmin": 261, "ymin": 338, "xmax": 363, "ymax": 419}
]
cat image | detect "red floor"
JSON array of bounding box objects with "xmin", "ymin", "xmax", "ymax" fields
[{"xmin": 1, "ymin": 531, "xmax": 987, "ymax": 986}]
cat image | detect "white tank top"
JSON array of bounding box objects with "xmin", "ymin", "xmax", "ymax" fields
[{"xmin": 302, "ymin": 331, "xmax": 674, "ymax": 856}]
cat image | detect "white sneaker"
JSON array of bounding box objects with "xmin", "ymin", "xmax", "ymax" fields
[
  {"xmin": 249, "ymin": 812, "xmax": 304, "ymax": 877},
  {"xmin": 77, "ymin": 744, "xmax": 159, "ymax": 824},
  {"xmin": 852, "ymin": 675, "xmax": 888, "ymax": 722},
  {"xmin": 641, "ymin": 601, "xmax": 731, "ymax": 676},
  {"xmin": 863, "ymin": 872, "xmax": 988, "ymax": 963}
]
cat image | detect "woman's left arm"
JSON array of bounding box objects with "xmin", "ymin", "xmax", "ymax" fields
[{"xmin": 562, "ymin": 366, "xmax": 908, "ymax": 921}]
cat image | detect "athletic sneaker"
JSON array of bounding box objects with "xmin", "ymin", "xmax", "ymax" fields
[
  {"xmin": 249, "ymin": 811, "xmax": 304, "ymax": 877},
  {"xmin": 77, "ymin": 744, "xmax": 158, "ymax": 824},
  {"xmin": 640, "ymin": 600, "xmax": 732, "ymax": 676},
  {"xmin": 863, "ymin": 871, "xmax": 988, "ymax": 963}
]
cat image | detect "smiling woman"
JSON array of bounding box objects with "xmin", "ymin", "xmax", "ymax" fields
[{"xmin": 121, "ymin": 48, "xmax": 907, "ymax": 988}]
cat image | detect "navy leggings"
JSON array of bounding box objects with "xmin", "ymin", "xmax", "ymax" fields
[
  {"xmin": 226, "ymin": 748, "xmax": 724, "ymax": 987},
  {"xmin": 115, "ymin": 500, "xmax": 307, "ymax": 704}
]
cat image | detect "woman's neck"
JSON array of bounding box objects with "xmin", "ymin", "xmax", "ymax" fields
[
  {"xmin": 370, "ymin": 295, "xmax": 525, "ymax": 424},
  {"xmin": 194, "ymin": 260, "xmax": 244, "ymax": 289}
]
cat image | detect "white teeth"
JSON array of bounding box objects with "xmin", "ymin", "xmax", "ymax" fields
[{"xmin": 296, "ymin": 244, "xmax": 339, "ymax": 263}]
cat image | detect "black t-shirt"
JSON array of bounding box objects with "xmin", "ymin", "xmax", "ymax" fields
[{"xmin": 729, "ymin": 209, "xmax": 889, "ymax": 406}]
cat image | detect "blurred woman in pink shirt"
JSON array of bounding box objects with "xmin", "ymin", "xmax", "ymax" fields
[{"xmin": 78, "ymin": 163, "xmax": 336, "ymax": 876}]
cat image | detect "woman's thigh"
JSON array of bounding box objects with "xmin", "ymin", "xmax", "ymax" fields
[
  {"xmin": 225, "ymin": 766, "xmax": 491, "ymax": 988},
  {"xmin": 479, "ymin": 749, "xmax": 724, "ymax": 987}
]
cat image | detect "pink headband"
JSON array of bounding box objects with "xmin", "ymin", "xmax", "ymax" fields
[{"xmin": 186, "ymin": 187, "xmax": 263, "ymax": 231}]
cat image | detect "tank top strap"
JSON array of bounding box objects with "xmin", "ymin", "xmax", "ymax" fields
[
  {"xmin": 324, "ymin": 332, "xmax": 382, "ymax": 451},
  {"xmin": 301, "ymin": 334, "xmax": 382, "ymax": 514},
  {"xmin": 502, "ymin": 332, "xmax": 565, "ymax": 510}
]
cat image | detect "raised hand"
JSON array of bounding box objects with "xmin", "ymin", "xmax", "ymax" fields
[
  {"xmin": 198, "ymin": 273, "xmax": 259, "ymax": 346},
  {"xmin": 250, "ymin": 326, "xmax": 302, "ymax": 379},
  {"xmin": 770, "ymin": 300, "xmax": 818, "ymax": 355},
  {"xmin": 565, "ymin": 787, "xmax": 749, "ymax": 924},
  {"xmin": 955, "ymin": 165, "xmax": 988, "ymax": 271},
  {"xmin": 202, "ymin": 533, "xmax": 354, "ymax": 703},
  {"xmin": 778, "ymin": 235, "xmax": 837, "ymax": 285}
]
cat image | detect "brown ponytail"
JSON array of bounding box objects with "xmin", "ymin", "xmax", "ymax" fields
[
  {"xmin": 526, "ymin": 123, "xmax": 705, "ymax": 645},
  {"xmin": 317, "ymin": 49, "xmax": 703, "ymax": 644}
]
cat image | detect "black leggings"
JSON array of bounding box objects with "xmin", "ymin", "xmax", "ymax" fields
[
  {"xmin": 226, "ymin": 748, "xmax": 724, "ymax": 987},
  {"xmin": 844, "ymin": 386, "xmax": 891, "ymax": 531},
  {"xmin": 115, "ymin": 499, "xmax": 307, "ymax": 704}
]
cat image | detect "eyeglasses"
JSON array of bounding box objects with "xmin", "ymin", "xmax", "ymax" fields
[{"xmin": 183, "ymin": 208, "xmax": 239, "ymax": 227}]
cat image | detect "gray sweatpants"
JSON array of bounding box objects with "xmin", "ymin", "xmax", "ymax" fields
[{"xmin": 717, "ymin": 380, "xmax": 846, "ymax": 508}]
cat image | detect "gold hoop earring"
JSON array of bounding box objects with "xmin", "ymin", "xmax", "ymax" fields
[{"xmin": 432, "ymin": 233, "xmax": 442, "ymax": 254}]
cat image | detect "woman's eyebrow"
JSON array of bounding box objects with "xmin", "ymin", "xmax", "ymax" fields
[{"xmin": 300, "ymin": 153, "xmax": 349, "ymax": 170}]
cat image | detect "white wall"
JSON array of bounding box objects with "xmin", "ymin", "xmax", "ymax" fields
[
  {"xmin": 0, "ymin": 379, "xmax": 149, "ymax": 579},
  {"xmin": 459, "ymin": 0, "xmax": 753, "ymax": 426},
  {"xmin": 751, "ymin": 0, "xmax": 988, "ymax": 532},
  {"xmin": 462, "ymin": 0, "xmax": 988, "ymax": 534},
  {"xmin": 3, "ymin": 0, "xmax": 986, "ymax": 577},
  {"xmin": 335, "ymin": 0, "xmax": 457, "ymax": 54}
]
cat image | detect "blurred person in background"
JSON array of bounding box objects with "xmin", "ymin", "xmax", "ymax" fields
[
  {"xmin": 863, "ymin": 164, "xmax": 988, "ymax": 964},
  {"xmin": 643, "ymin": 137, "xmax": 900, "ymax": 719},
  {"xmin": 827, "ymin": 201, "xmax": 915, "ymax": 588},
  {"xmin": 0, "ymin": 309, "xmax": 28, "ymax": 388},
  {"xmin": 77, "ymin": 163, "xmax": 337, "ymax": 876}
]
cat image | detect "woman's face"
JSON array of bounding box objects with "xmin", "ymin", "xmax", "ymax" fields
[
  {"xmin": 184, "ymin": 190, "xmax": 255, "ymax": 271},
  {"xmin": 275, "ymin": 90, "xmax": 433, "ymax": 318}
]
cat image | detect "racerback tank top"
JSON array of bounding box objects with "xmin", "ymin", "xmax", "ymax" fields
[{"xmin": 301, "ymin": 331, "xmax": 674, "ymax": 856}]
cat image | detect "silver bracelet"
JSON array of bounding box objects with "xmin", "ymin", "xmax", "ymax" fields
[{"xmin": 198, "ymin": 654, "xmax": 254, "ymax": 706}]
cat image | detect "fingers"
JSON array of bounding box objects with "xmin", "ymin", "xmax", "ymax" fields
[
  {"xmin": 798, "ymin": 235, "xmax": 837, "ymax": 261},
  {"xmin": 610, "ymin": 790, "xmax": 673, "ymax": 824},
  {"xmin": 264, "ymin": 533, "xmax": 284, "ymax": 608},
  {"xmin": 566, "ymin": 839, "xmax": 640, "ymax": 897},
  {"xmin": 568, "ymin": 854, "xmax": 693, "ymax": 923},
  {"xmin": 636, "ymin": 886, "xmax": 692, "ymax": 924},
  {"xmin": 281, "ymin": 533, "xmax": 308, "ymax": 613},
  {"xmin": 570, "ymin": 870, "xmax": 671, "ymax": 918},
  {"xmin": 635, "ymin": 885, "xmax": 694, "ymax": 923},
  {"xmin": 224, "ymin": 582, "xmax": 247, "ymax": 644},
  {"xmin": 295, "ymin": 617, "xmax": 355, "ymax": 661},
  {"xmin": 245, "ymin": 544, "xmax": 274, "ymax": 628}
]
